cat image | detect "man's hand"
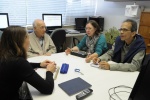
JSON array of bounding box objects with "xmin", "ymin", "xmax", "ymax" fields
[
  {"xmin": 99, "ymin": 61, "xmax": 110, "ymax": 70},
  {"xmin": 92, "ymin": 57, "xmax": 101, "ymax": 64},
  {"xmin": 44, "ymin": 52, "xmax": 51, "ymax": 56}
]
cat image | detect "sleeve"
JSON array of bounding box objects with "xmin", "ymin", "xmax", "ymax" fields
[
  {"xmin": 99, "ymin": 43, "xmax": 115, "ymax": 61},
  {"xmin": 77, "ymin": 36, "xmax": 87, "ymax": 50},
  {"xmin": 27, "ymin": 46, "xmax": 40, "ymax": 58},
  {"xmin": 17, "ymin": 58, "xmax": 54, "ymax": 94},
  {"xmin": 30, "ymin": 62, "xmax": 41, "ymax": 69},
  {"xmin": 94, "ymin": 34, "xmax": 108, "ymax": 56},
  {"xmin": 27, "ymin": 34, "xmax": 40, "ymax": 58},
  {"xmin": 47, "ymin": 36, "xmax": 57, "ymax": 53},
  {"xmin": 109, "ymin": 50, "xmax": 145, "ymax": 72}
]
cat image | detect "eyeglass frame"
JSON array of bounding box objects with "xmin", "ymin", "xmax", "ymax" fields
[
  {"xmin": 118, "ymin": 28, "xmax": 131, "ymax": 32},
  {"xmin": 35, "ymin": 26, "xmax": 47, "ymax": 30}
]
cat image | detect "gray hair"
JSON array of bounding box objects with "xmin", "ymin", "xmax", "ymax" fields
[
  {"xmin": 32, "ymin": 19, "xmax": 42, "ymax": 28},
  {"xmin": 123, "ymin": 19, "xmax": 137, "ymax": 32}
]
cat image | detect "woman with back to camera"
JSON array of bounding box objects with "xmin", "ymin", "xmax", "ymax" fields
[
  {"xmin": 65, "ymin": 20, "xmax": 107, "ymax": 63},
  {"xmin": 0, "ymin": 26, "xmax": 56, "ymax": 100}
]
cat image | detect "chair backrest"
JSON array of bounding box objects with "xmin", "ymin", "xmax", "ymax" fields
[
  {"xmin": 0, "ymin": 30, "xmax": 3, "ymax": 40},
  {"xmin": 128, "ymin": 54, "xmax": 150, "ymax": 100},
  {"xmin": 73, "ymin": 37, "xmax": 80, "ymax": 46},
  {"xmin": 50, "ymin": 28, "xmax": 66, "ymax": 53}
]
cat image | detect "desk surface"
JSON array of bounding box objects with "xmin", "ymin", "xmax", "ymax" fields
[
  {"xmin": 27, "ymin": 53, "xmax": 139, "ymax": 100},
  {"xmin": 66, "ymin": 33, "xmax": 86, "ymax": 37}
]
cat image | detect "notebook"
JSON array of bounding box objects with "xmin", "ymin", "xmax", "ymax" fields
[{"xmin": 58, "ymin": 77, "xmax": 92, "ymax": 96}]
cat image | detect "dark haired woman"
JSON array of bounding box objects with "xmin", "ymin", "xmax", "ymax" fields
[
  {"xmin": 65, "ymin": 20, "xmax": 107, "ymax": 63},
  {"xmin": 0, "ymin": 26, "xmax": 56, "ymax": 100}
]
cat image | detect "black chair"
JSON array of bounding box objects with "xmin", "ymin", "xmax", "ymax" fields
[
  {"xmin": 50, "ymin": 28, "xmax": 66, "ymax": 53},
  {"xmin": 73, "ymin": 37, "xmax": 80, "ymax": 46}
]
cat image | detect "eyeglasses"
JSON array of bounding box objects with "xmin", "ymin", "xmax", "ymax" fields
[
  {"xmin": 118, "ymin": 28, "xmax": 131, "ymax": 32},
  {"xmin": 37, "ymin": 26, "xmax": 47, "ymax": 30},
  {"xmin": 85, "ymin": 28, "xmax": 92, "ymax": 31}
]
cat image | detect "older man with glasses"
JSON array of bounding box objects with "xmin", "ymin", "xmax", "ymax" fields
[
  {"xmin": 93, "ymin": 19, "xmax": 146, "ymax": 72},
  {"xmin": 27, "ymin": 19, "xmax": 56, "ymax": 58}
]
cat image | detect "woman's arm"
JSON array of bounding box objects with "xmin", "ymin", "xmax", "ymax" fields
[{"xmin": 18, "ymin": 58, "xmax": 55, "ymax": 94}]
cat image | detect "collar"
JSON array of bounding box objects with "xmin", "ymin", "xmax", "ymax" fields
[{"xmin": 124, "ymin": 37, "xmax": 136, "ymax": 48}]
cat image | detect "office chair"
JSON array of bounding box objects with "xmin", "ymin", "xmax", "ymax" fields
[
  {"xmin": 0, "ymin": 30, "xmax": 3, "ymax": 40},
  {"xmin": 50, "ymin": 28, "xmax": 66, "ymax": 53},
  {"xmin": 73, "ymin": 37, "xmax": 80, "ymax": 46}
]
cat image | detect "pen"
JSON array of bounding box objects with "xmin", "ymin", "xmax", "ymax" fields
[{"xmin": 54, "ymin": 66, "xmax": 60, "ymax": 80}]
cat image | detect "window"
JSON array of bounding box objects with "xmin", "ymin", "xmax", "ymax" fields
[
  {"xmin": 0, "ymin": 0, "xmax": 96, "ymax": 26},
  {"xmin": 0, "ymin": 0, "xmax": 26, "ymax": 26}
]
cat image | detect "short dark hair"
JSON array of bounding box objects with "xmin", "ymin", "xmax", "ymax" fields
[
  {"xmin": 86, "ymin": 20, "xmax": 101, "ymax": 35},
  {"xmin": 0, "ymin": 26, "xmax": 27, "ymax": 62},
  {"xmin": 123, "ymin": 19, "xmax": 137, "ymax": 32}
]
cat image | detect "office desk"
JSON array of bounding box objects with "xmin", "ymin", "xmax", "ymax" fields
[
  {"xmin": 66, "ymin": 33, "xmax": 86, "ymax": 37},
  {"xmin": 66, "ymin": 33, "xmax": 86, "ymax": 48},
  {"xmin": 27, "ymin": 53, "xmax": 139, "ymax": 100}
]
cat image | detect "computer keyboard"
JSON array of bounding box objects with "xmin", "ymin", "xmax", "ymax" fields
[{"xmin": 65, "ymin": 29, "xmax": 80, "ymax": 34}]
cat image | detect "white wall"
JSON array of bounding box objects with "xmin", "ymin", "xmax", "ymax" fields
[{"xmin": 96, "ymin": 0, "xmax": 150, "ymax": 31}]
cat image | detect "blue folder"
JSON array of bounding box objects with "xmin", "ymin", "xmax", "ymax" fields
[{"xmin": 58, "ymin": 77, "xmax": 92, "ymax": 96}]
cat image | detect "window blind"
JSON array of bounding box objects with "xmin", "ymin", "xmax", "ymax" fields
[
  {"xmin": 0, "ymin": 0, "xmax": 26, "ymax": 26},
  {"xmin": 0, "ymin": 0, "xmax": 96, "ymax": 26},
  {"xmin": 65, "ymin": 0, "xmax": 96, "ymax": 25}
]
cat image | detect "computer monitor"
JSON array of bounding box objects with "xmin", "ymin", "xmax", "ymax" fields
[
  {"xmin": 42, "ymin": 14, "xmax": 62, "ymax": 30},
  {"xmin": 75, "ymin": 18, "xmax": 87, "ymax": 30},
  {"xmin": 0, "ymin": 13, "xmax": 9, "ymax": 31},
  {"xmin": 89, "ymin": 17, "xmax": 104, "ymax": 31},
  {"xmin": 128, "ymin": 54, "xmax": 150, "ymax": 100}
]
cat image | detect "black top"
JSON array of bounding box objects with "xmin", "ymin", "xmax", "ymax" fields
[{"xmin": 0, "ymin": 57, "xmax": 54, "ymax": 100}]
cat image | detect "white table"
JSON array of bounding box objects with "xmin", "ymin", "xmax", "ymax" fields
[{"xmin": 27, "ymin": 52, "xmax": 139, "ymax": 100}]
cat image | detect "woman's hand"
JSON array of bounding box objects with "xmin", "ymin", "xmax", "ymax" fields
[
  {"xmin": 85, "ymin": 54, "xmax": 92, "ymax": 63},
  {"xmin": 65, "ymin": 48, "xmax": 71, "ymax": 55},
  {"xmin": 40, "ymin": 60, "xmax": 52, "ymax": 68},
  {"xmin": 46, "ymin": 62, "xmax": 57, "ymax": 73}
]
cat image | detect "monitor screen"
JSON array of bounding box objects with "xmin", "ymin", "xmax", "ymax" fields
[
  {"xmin": 42, "ymin": 14, "xmax": 62, "ymax": 30},
  {"xmin": 0, "ymin": 13, "xmax": 9, "ymax": 31},
  {"xmin": 75, "ymin": 18, "xmax": 87, "ymax": 30}
]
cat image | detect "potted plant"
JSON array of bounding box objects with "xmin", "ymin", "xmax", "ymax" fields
[{"xmin": 104, "ymin": 27, "xmax": 120, "ymax": 45}]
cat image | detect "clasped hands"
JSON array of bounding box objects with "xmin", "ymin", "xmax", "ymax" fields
[
  {"xmin": 92, "ymin": 57, "xmax": 110, "ymax": 70},
  {"xmin": 40, "ymin": 60, "xmax": 57, "ymax": 73}
]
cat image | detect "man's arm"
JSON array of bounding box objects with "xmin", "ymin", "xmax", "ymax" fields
[
  {"xmin": 109, "ymin": 50, "xmax": 145, "ymax": 72},
  {"xmin": 46, "ymin": 37, "xmax": 57, "ymax": 53},
  {"xmin": 27, "ymin": 46, "xmax": 40, "ymax": 58},
  {"xmin": 99, "ymin": 43, "xmax": 115, "ymax": 61}
]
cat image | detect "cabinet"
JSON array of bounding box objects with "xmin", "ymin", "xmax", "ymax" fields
[{"xmin": 138, "ymin": 12, "xmax": 150, "ymax": 54}]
